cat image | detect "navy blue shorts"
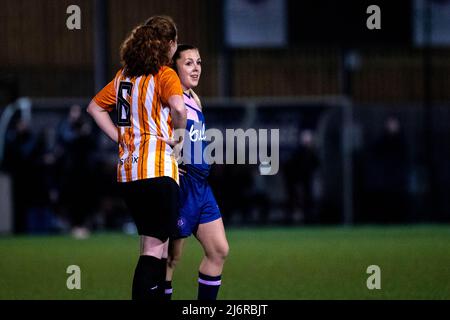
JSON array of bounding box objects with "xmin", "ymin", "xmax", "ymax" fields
[{"xmin": 175, "ymin": 174, "xmax": 221, "ymax": 238}]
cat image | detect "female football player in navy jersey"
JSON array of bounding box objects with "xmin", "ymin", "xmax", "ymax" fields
[{"xmin": 161, "ymin": 44, "xmax": 229, "ymax": 300}]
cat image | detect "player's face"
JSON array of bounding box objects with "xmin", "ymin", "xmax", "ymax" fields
[{"xmin": 176, "ymin": 49, "xmax": 201, "ymax": 90}]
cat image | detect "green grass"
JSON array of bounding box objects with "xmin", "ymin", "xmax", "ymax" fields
[{"xmin": 0, "ymin": 225, "xmax": 449, "ymax": 300}]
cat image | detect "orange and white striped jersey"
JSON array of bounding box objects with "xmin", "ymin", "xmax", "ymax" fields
[{"xmin": 93, "ymin": 66, "xmax": 183, "ymax": 184}]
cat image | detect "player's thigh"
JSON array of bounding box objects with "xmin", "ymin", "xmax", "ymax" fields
[
  {"xmin": 141, "ymin": 235, "xmax": 168, "ymax": 258},
  {"xmin": 169, "ymin": 238, "xmax": 186, "ymax": 262},
  {"xmin": 195, "ymin": 218, "xmax": 229, "ymax": 257},
  {"xmin": 121, "ymin": 177, "xmax": 179, "ymax": 242}
]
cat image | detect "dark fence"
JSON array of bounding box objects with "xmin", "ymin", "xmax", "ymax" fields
[{"xmin": 0, "ymin": 97, "xmax": 449, "ymax": 234}]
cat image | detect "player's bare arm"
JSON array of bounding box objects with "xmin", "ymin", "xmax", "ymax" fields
[
  {"xmin": 86, "ymin": 100, "xmax": 118, "ymax": 143},
  {"xmin": 157, "ymin": 94, "xmax": 187, "ymax": 160}
]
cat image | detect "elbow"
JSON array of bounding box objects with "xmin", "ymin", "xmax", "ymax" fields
[
  {"xmin": 168, "ymin": 96, "xmax": 187, "ymax": 121},
  {"xmin": 180, "ymin": 106, "xmax": 188, "ymax": 120},
  {"xmin": 175, "ymin": 104, "xmax": 187, "ymax": 119},
  {"xmin": 171, "ymin": 106, "xmax": 186, "ymax": 123},
  {"xmin": 87, "ymin": 100, "xmax": 101, "ymax": 117},
  {"xmin": 86, "ymin": 102, "xmax": 93, "ymax": 116}
]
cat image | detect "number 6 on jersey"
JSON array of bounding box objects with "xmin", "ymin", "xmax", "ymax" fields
[{"xmin": 117, "ymin": 81, "xmax": 133, "ymax": 127}]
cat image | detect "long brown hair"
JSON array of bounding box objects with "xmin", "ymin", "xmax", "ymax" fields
[{"xmin": 120, "ymin": 16, "xmax": 177, "ymax": 77}]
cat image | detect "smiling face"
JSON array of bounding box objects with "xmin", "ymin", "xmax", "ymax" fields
[{"xmin": 175, "ymin": 49, "xmax": 201, "ymax": 90}]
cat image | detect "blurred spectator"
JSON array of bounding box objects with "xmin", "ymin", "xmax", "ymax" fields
[
  {"xmin": 56, "ymin": 104, "xmax": 96, "ymax": 238},
  {"xmin": 207, "ymin": 164, "xmax": 227, "ymax": 221},
  {"xmin": 284, "ymin": 129, "xmax": 319, "ymax": 225},
  {"xmin": 243, "ymin": 165, "xmax": 271, "ymax": 225},
  {"xmin": 92, "ymin": 154, "xmax": 129, "ymax": 231},
  {"xmin": 4, "ymin": 118, "xmax": 41, "ymax": 234},
  {"xmin": 223, "ymin": 164, "xmax": 253, "ymax": 224},
  {"xmin": 207, "ymin": 160, "xmax": 258, "ymax": 226},
  {"xmin": 362, "ymin": 115, "xmax": 408, "ymax": 223},
  {"xmin": 25, "ymin": 127, "xmax": 60, "ymax": 233}
]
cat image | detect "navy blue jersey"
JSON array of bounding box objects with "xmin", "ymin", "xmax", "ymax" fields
[{"xmin": 180, "ymin": 91, "xmax": 210, "ymax": 181}]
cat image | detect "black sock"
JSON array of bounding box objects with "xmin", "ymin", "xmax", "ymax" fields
[
  {"xmin": 132, "ymin": 255, "xmax": 165, "ymax": 301},
  {"xmin": 158, "ymin": 258, "xmax": 168, "ymax": 297},
  {"xmin": 163, "ymin": 280, "xmax": 173, "ymax": 300},
  {"xmin": 197, "ymin": 272, "xmax": 222, "ymax": 300}
]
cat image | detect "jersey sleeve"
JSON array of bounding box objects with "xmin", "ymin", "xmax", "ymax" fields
[
  {"xmin": 159, "ymin": 67, "xmax": 183, "ymax": 105},
  {"xmin": 93, "ymin": 79, "xmax": 116, "ymax": 112}
]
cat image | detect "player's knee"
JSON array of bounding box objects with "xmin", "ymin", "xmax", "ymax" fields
[
  {"xmin": 168, "ymin": 252, "xmax": 182, "ymax": 269},
  {"xmin": 211, "ymin": 243, "xmax": 229, "ymax": 262},
  {"xmin": 221, "ymin": 243, "xmax": 229, "ymax": 260}
]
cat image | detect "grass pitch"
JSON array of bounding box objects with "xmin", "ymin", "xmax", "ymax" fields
[{"xmin": 0, "ymin": 225, "xmax": 449, "ymax": 300}]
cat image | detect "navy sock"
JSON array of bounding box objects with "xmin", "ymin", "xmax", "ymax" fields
[
  {"xmin": 132, "ymin": 255, "xmax": 165, "ymax": 301},
  {"xmin": 197, "ymin": 272, "xmax": 222, "ymax": 300},
  {"xmin": 163, "ymin": 280, "xmax": 173, "ymax": 300}
]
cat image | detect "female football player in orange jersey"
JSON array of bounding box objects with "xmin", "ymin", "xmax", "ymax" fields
[
  {"xmin": 161, "ymin": 45, "xmax": 229, "ymax": 300},
  {"xmin": 87, "ymin": 16, "xmax": 187, "ymax": 300}
]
